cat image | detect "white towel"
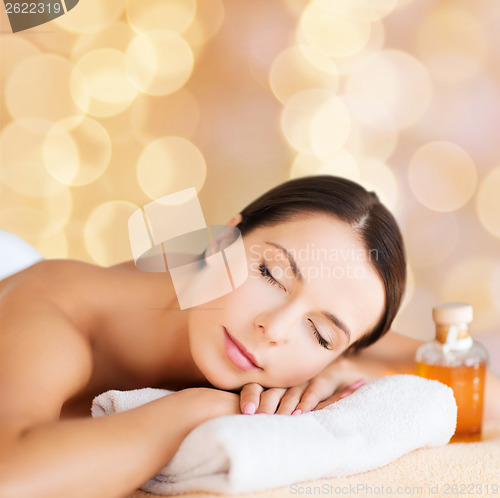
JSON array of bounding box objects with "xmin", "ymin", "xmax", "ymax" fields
[
  {"xmin": 92, "ymin": 374, "xmax": 457, "ymax": 495},
  {"xmin": 0, "ymin": 230, "xmax": 44, "ymax": 280}
]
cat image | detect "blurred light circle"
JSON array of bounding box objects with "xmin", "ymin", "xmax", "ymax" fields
[
  {"xmin": 413, "ymin": 79, "xmax": 500, "ymax": 166},
  {"xmin": 0, "ymin": 183, "xmax": 73, "ymax": 235},
  {"xmin": 408, "ymin": 141, "xmax": 477, "ymax": 212},
  {"xmin": 71, "ymin": 22, "xmax": 134, "ymax": 61},
  {"xmin": 0, "ymin": 207, "xmax": 68, "ymax": 257},
  {"xmin": 84, "ymin": 201, "xmax": 138, "ymax": 266},
  {"xmin": 43, "ymin": 117, "xmax": 112, "ymax": 187},
  {"xmin": 269, "ymin": 45, "xmax": 339, "ymax": 105},
  {"xmin": 358, "ymin": 157, "xmax": 398, "ymax": 210},
  {"xmin": 346, "ymin": 50, "xmax": 432, "ymax": 129},
  {"xmin": 130, "ymin": 90, "xmax": 200, "ymax": 143},
  {"xmin": 314, "ymin": 0, "xmax": 398, "ymax": 22},
  {"xmin": 183, "ymin": 0, "xmax": 225, "ymax": 47},
  {"xmin": 300, "ymin": 1, "xmax": 371, "ymax": 58},
  {"xmin": 416, "ymin": 5, "xmax": 487, "ymax": 85},
  {"xmin": 34, "ymin": 232, "xmax": 69, "ymax": 259},
  {"xmin": 476, "ymin": 166, "xmax": 500, "ymax": 239},
  {"xmin": 281, "ymin": 89, "xmax": 351, "ymax": 155},
  {"xmin": 126, "ymin": 0, "xmax": 196, "ymax": 34},
  {"xmin": 11, "ymin": 26, "xmax": 76, "ymax": 59},
  {"xmin": 42, "ymin": 124, "xmax": 78, "ymax": 186},
  {"xmin": 72, "ymin": 48, "xmax": 138, "ymax": 117},
  {"xmin": 125, "ymin": 29, "xmax": 194, "ymax": 96},
  {"xmin": 311, "ymin": 99, "xmax": 352, "ymax": 156},
  {"xmin": 326, "ymin": 20, "xmax": 385, "ymax": 77},
  {"xmin": 5, "ymin": 54, "xmax": 87, "ymax": 122},
  {"xmin": 0, "ymin": 36, "xmax": 40, "ymax": 87},
  {"xmin": 137, "ymin": 137, "xmax": 207, "ymax": 200},
  {"xmin": 404, "ymin": 210, "xmax": 459, "ymax": 268},
  {"xmin": 342, "ymin": 95, "xmax": 397, "ymax": 161},
  {"xmin": 297, "ymin": 41, "xmax": 343, "ymax": 76},
  {"xmin": 440, "ymin": 257, "xmax": 498, "ymax": 328},
  {"xmin": 290, "ymin": 150, "xmax": 360, "ymax": 182},
  {"xmin": 0, "ymin": 118, "xmax": 67, "ymax": 197},
  {"xmin": 54, "ymin": 0, "xmax": 126, "ymax": 33}
]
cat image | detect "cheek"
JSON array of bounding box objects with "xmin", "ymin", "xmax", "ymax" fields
[
  {"xmin": 293, "ymin": 362, "xmax": 325, "ymax": 384},
  {"xmin": 219, "ymin": 270, "xmax": 272, "ymax": 314},
  {"xmin": 187, "ymin": 272, "xmax": 264, "ymax": 343},
  {"xmin": 268, "ymin": 350, "xmax": 335, "ymax": 387}
]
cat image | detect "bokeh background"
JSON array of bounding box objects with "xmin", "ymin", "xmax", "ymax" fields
[{"xmin": 1, "ymin": 0, "xmax": 499, "ymax": 348}]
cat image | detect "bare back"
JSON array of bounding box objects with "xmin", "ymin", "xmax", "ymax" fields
[{"xmin": 0, "ymin": 259, "xmax": 202, "ymax": 428}]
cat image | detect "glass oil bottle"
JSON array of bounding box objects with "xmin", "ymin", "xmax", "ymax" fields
[{"xmin": 416, "ymin": 302, "xmax": 489, "ymax": 443}]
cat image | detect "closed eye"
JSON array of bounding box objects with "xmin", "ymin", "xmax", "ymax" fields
[
  {"xmin": 308, "ymin": 320, "xmax": 332, "ymax": 350},
  {"xmin": 258, "ymin": 262, "xmax": 285, "ymax": 291},
  {"xmin": 258, "ymin": 262, "xmax": 332, "ymax": 350}
]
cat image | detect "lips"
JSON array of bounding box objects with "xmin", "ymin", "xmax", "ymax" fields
[{"xmin": 223, "ymin": 327, "xmax": 262, "ymax": 371}]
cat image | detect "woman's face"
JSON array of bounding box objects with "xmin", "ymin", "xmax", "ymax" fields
[{"xmin": 188, "ymin": 213, "xmax": 385, "ymax": 390}]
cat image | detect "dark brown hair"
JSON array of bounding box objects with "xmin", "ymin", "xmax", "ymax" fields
[{"xmin": 235, "ymin": 175, "xmax": 406, "ymax": 355}]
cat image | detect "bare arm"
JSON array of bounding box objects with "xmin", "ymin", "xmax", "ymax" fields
[
  {"xmin": 0, "ymin": 388, "xmax": 239, "ymax": 498},
  {"xmin": 0, "ymin": 263, "xmax": 240, "ymax": 498}
]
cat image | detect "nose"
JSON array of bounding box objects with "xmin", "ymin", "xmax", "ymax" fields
[
  {"xmin": 256, "ymin": 323, "xmax": 282, "ymax": 346},
  {"xmin": 255, "ymin": 305, "xmax": 300, "ymax": 346}
]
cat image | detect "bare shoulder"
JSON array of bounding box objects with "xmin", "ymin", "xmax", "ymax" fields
[
  {"xmin": 0, "ymin": 258, "xmax": 171, "ymax": 434},
  {"xmin": 0, "ymin": 261, "xmax": 96, "ymax": 435},
  {"xmin": 357, "ymin": 330, "xmax": 424, "ymax": 363},
  {"xmin": 1, "ymin": 258, "xmax": 168, "ymax": 331}
]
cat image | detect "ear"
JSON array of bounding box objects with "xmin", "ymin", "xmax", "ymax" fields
[
  {"xmin": 226, "ymin": 213, "xmax": 242, "ymax": 227},
  {"xmin": 203, "ymin": 214, "xmax": 243, "ymax": 260}
]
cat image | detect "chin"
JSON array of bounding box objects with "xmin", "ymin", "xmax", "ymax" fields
[
  {"xmin": 210, "ymin": 378, "xmax": 242, "ymax": 391},
  {"xmin": 191, "ymin": 353, "xmax": 239, "ymax": 391},
  {"xmin": 204, "ymin": 368, "xmax": 244, "ymax": 390}
]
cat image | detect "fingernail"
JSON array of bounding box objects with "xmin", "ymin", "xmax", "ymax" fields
[
  {"xmin": 339, "ymin": 391, "xmax": 352, "ymax": 399},
  {"xmin": 243, "ymin": 402, "xmax": 256, "ymax": 415},
  {"xmin": 347, "ymin": 378, "xmax": 366, "ymax": 390},
  {"xmin": 291, "ymin": 409, "xmax": 302, "ymax": 416}
]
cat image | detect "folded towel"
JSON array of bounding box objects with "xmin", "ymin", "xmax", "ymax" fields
[{"xmin": 92, "ymin": 374, "xmax": 457, "ymax": 495}]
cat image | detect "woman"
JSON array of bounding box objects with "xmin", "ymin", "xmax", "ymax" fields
[
  {"xmin": 189, "ymin": 174, "xmax": 406, "ymax": 413},
  {"xmin": 0, "ymin": 176, "xmax": 495, "ymax": 497}
]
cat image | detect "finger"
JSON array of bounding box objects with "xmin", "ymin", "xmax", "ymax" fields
[
  {"xmin": 313, "ymin": 392, "xmax": 342, "ymax": 411},
  {"xmin": 344, "ymin": 378, "xmax": 366, "ymax": 391},
  {"xmin": 335, "ymin": 378, "xmax": 367, "ymax": 398},
  {"xmin": 314, "ymin": 379, "xmax": 367, "ymax": 411},
  {"xmin": 239, "ymin": 383, "xmax": 264, "ymax": 414},
  {"xmin": 294, "ymin": 379, "xmax": 337, "ymax": 413},
  {"xmin": 255, "ymin": 388, "xmax": 287, "ymax": 414},
  {"xmin": 275, "ymin": 386, "xmax": 306, "ymax": 415},
  {"xmin": 331, "ymin": 377, "xmax": 367, "ymax": 396}
]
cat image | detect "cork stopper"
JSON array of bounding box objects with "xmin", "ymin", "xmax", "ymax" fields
[{"xmin": 432, "ymin": 302, "xmax": 473, "ymax": 345}]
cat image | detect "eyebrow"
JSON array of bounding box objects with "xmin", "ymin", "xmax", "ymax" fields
[{"xmin": 264, "ymin": 241, "xmax": 352, "ymax": 343}]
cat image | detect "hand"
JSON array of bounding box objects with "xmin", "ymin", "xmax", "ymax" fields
[
  {"xmin": 176, "ymin": 386, "xmax": 242, "ymax": 422},
  {"xmin": 239, "ymin": 357, "xmax": 374, "ymax": 415}
]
